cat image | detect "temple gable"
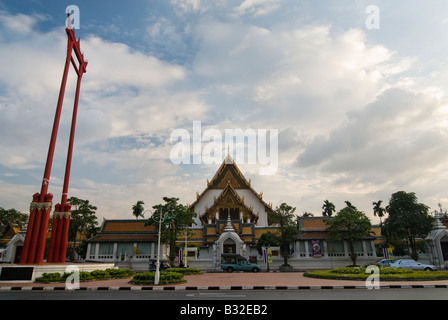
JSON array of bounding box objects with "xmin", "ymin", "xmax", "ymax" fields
[{"xmin": 190, "ymin": 156, "xmax": 273, "ymax": 228}]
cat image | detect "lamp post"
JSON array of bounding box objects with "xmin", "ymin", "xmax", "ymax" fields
[
  {"xmin": 150, "ymin": 208, "xmax": 172, "ymax": 285},
  {"xmin": 184, "ymin": 224, "xmax": 188, "ymax": 268},
  {"xmin": 154, "ymin": 208, "xmax": 163, "ymax": 285}
]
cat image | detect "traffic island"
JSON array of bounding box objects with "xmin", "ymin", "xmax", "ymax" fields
[{"xmin": 304, "ymin": 266, "xmax": 448, "ymax": 281}]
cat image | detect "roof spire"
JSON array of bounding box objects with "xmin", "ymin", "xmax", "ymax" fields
[
  {"xmin": 225, "ymin": 146, "xmax": 233, "ymax": 164},
  {"xmin": 225, "ymin": 212, "xmax": 235, "ymax": 232}
]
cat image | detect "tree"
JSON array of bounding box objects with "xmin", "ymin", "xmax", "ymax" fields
[
  {"xmin": 145, "ymin": 197, "xmax": 197, "ymax": 265},
  {"xmin": 302, "ymin": 212, "xmax": 314, "ymax": 217},
  {"xmin": 256, "ymin": 231, "xmax": 280, "ymax": 255},
  {"xmin": 269, "ymin": 202, "xmax": 298, "ymax": 266},
  {"xmin": 132, "ymin": 200, "xmax": 145, "ymax": 219},
  {"xmin": 344, "ymin": 201, "xmax": 357, "ymax": 210},
  {"xmin": 325, "ymin": 204, "xmax": 372, "ymax": 266},
  {"xmin": 372, "ymin": 200, "xmax": 386, "ymax": 225},
  {"xmin": 67, "ymin": 197, "xmax": 98, "ymax": 261},
  {"xmin": 382, "ymin": 191, "xmax": 433, "ymax": 260},
  {"xmin": 322, "ymin": 200, "xmax": 336, "ymax": 217},
  {"xmin": 0, "ymin": 207, "xmax": 28, "ymax": 226}
]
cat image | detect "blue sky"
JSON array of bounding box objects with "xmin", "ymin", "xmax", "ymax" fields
[{"xmin": 1, "ymin": 0, "xmax": 448, "ymax": 221}]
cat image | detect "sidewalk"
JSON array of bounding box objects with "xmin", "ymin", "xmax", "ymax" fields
[{"xmin": 2, "ymin": 272, "xmax": 448, "ymax": 290}]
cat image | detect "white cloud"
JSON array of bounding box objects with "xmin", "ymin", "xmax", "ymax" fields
[
  {"xmin": 191, "ymin": 21, "xmax": 411, "ymax": 135},
  {"xmin": 296, "ymin": 87, "xmax": 448, "ymax": 194},
  {"xmin": 2, "ymin": 3, "xmax": 448, "ymax": 222},
  {"xmin": 236, "ymin": 0, "xmax": 281, "ymax": 16},
  {"xmin": 82, "ymin": 35, "xmax": 186, "ymax": 93},
  {"xmin": 0, "ymin": 11, "xmax": 47, "ymax": 34},
  {"xmin": 0, "ymin": 15, "xmax": 204, "ymax": 172},
  {"xmin": 170, "ymin": 0, "xmax": 210, "ymax": 15}
]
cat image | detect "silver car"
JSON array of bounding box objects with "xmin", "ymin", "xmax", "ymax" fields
[
  {"xmin": 390, "ymin": 259, "xmax": 437, "ymax": 271},
  {"xmin": 375, "ymin": 259, "xmax": 396, "ymax": 267}
]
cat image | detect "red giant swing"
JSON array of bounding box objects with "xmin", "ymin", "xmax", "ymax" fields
[{"xmin": 20, "ymin": 21, "xmax": 87, "ymax": 265}]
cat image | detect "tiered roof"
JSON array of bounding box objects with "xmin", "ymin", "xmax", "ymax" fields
[{"xmin": 189, "ymin": 155, "xmax": 273, "ymax": 220}]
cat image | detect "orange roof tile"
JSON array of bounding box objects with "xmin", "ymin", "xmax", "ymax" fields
[{"xmin": 102, "ymin": 220, "xmax": 155, "ymax": 232}]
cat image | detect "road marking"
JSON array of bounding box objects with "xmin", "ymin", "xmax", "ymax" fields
[{"xmin": 186, "ymin": 292, "xmax": 247, "ymax": 298}]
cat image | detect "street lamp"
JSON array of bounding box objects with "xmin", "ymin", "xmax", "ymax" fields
[{"xmin": 150, "ymin": 207, "xmax": 172, "ymax": 285}]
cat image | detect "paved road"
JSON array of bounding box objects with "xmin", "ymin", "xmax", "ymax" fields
[
  {"xmin": 3, "ymin": 271, "xmax": 448, "ymax": 289},
  {"xmin": 2, "ymin": 287, "xmax": 446, "ymax": 320},
  {"xmin": 1, "ymin": 287, "xmax": 447, "ymax": 300}
]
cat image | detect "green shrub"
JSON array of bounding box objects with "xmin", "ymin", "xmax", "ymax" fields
[
  {"xmin": 305, "ymin": 267, "xmax": 448, "ymax": 281},
  {"xmin": 78, "ymin": 271, "xmax": 95, "ymax": 281},
  {"xmin": 34, "ymin": 268, "xmax": 135, "ymax": 283},
  {"xmin": 378, "ymin": 267, "xmax": 412, "ymax": 275},
  {"xmin": 105, "ymin": 268, "xmax": 135, "ymax": 278},
  {"xmin": 130, "ymin": 271, "xmax": 185, "ymax": 285},
  {"xmin": 89, "ymin": 269, "xmax": 112, "ymax": 279},
  {"xmin": 330, "ymin": 267, "xmax": 365, "ymax": 274},
  {"xmin": 329, "ymin": 266, "xmax": 413, "ymax": 275},
  {"xmin": 35, "ymin": 272, "xmax": 64, "ymax": 283},
  {"xmin": 165, "ymin": 268, "xmax": 202, "ymax": 275}
]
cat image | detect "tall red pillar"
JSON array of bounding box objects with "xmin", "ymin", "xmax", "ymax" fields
[{"xmin": 20, "ymin": 25, "xmax": 87, "ymax": 265}]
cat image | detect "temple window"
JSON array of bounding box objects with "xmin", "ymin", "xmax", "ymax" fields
[{"xmin": 219, "ymin": 207, "xmax": 240, "ymax": 220}]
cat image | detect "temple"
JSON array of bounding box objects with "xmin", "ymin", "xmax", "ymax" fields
[
  {"xmin": 186, "ymin": 154, "xmax": 276, "ymax": 269},
  {"xmin": 84, "ymin": 155, "xmax": 380, "ymax": 271}
]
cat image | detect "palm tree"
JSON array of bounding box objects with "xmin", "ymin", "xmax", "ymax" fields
[
  {"xmin": 132, "ymin": 200, "xmax": 145, "ymax": 219},
  {"xmin": 372, "ymin": 200, "xmax": 385, "ymax": 225},
  {"xmin": 322, "ymin": 200, "xmax": 336, "ymax": 217},
  {"xmin": 344, "ymin": 201, "xmax": 357, "ymax": 210}
]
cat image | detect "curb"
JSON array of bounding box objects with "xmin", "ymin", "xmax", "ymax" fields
[{"xmin": 1, "ymin": 284, "xmax": 447, "ymax": 291}]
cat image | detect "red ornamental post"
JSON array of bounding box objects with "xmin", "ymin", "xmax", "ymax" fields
[
  {"xmin": 19, "ymin": 193, "xmax": 39, "ymax": 264},
  {"xmin": 20, "ymin": 26, "xmax": 87, "ymax": 265},
  {"xmin": 58, "ymin": 206, "xmax": 72, "ymax": 263},
  {"xmin": 47, "ymin": 28, "xmax": 87, "ymax": 264},
  {"xmin": 46, "ymin": 205, "xmax": 60, "ymax": 262}
]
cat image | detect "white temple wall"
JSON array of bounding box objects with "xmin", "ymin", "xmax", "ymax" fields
[{"xmin": 191, "ymin": 189, "xmax": 222, "ymax": 225}]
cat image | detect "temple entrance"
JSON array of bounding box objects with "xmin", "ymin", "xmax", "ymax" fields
[
  {"xmin": 441, "ymin": 236, "xmax": 448, "ymax": 261},
  {"xmin": 14, "ymin": 246, "xmax": 23, "ymax": 264},
  {"xmin": 223, "ymin": 238, "xmax": 236, "ymax": 254}
]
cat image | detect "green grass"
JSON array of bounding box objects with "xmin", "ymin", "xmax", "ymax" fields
[
  {"xmin": 164, "ymin": 267, "xmax": 202, "ymax": 275},
  {"xmin": 304, "ymin": 266, "xmax": 448, "ymax": 281}
]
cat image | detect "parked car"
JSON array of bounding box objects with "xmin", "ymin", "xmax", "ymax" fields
[
  {"xmin": 221, "ymin": 254, "xmax": 261, "ymax": 273},
  {"xmin": 390, "ymin": 259, "xmax": 437, "ymax": 271},
  {"xmin": 375, "ymin": 259, "xmax": 396, "ymax": 267}
]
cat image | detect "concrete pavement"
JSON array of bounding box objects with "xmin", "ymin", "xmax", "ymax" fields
[{"xmin": 2, "ymin": 271, "xmax": 448, "ymax": 291}]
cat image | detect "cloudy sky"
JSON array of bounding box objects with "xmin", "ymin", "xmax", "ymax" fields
[{"xmin": 1, "ymin": 0, "xmax": 447, "ymax": 223}]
